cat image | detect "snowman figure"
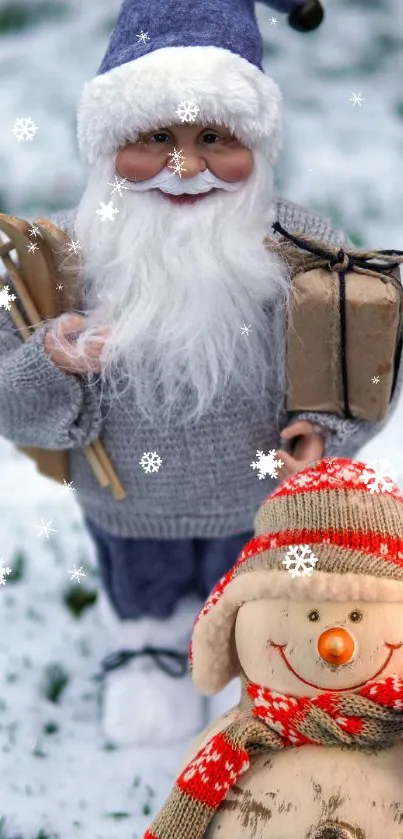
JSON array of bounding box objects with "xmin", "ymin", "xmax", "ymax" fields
[{"xmin": 145, "ymin": 457, "xmax": 403, "ymax": 839}]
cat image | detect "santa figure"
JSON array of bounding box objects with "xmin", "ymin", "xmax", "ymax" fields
[{"xmin": 0, "ymin": 0, "xmax": 397, "ymax": 748}]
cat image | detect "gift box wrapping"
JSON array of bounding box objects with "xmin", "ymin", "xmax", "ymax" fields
[{"xmin": 286, "ymin": 265, "xmax": 403, "ymax": 422}]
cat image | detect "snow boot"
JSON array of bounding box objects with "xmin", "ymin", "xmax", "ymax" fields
[{"xmin": 96, "ymin": 595, "xmax": 205, "ymax": 747}]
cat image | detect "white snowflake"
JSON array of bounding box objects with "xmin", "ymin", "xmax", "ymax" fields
[
  {"xmin": 240, "ymin": 323, "xmax": 252, "ymax": 335},
  {"xmin": 167, "ymin": 147, "xmax": 187, "ymax": 177},
  {"xmin": 372, "ymin": 376, "xmax": 380, "ymax": 384},
  {"xmin": 107, "ymin": 175, "xmax": 130, "ymax": 198},
  {"xmin": 175, "ymin": 99, "xmax": 200, "ymax": 123},
  {"xmin": 27, "ymin": 242, "xmax": 39, "ymax": 253},
  {"xmin": 282, "ymin": 544, "xmax": 319, "ymax": 578},
  {"xmin": 359, "ymin": 458, "xmax": 396, "ymax": 494},
  {"xmin": 349, "ymin": 92, "xmax": 364, "ymax": 107},
  {"xmin": 62, "ymin": 479, "xmax": 76, "ymax": 494},
  {"xmin": 136, "ymin": 30, "xmax": 150, "ymax": 44},
  {"xmin": 33, "ymin": 518, "xmax": 56, "ymax": 540},
  {"xmin": 96, "ymin": 201, "xmax": 119, "ymax": 223},
  {"xmin": 69, "ymin": 565, "xmax": 86, "ymax": 583},
  {"xmin": 12, "ymin": 116, "xmax": 38, "ymax": 142},
  {"xmin": 0, "ymin": 559, "xmax": 12, "ymax": 586},
  {"xmin": 29, "ymin": 225, "xmax": 40, "ymax": 238},
  {"xmin": 56, "ymin": 283, "xmax": 64, "ymax": 291},
  {"xmin": 65, "ymin": 239, "xmax": 82, "ymax": 255},
  {"xmin": 269, "ymin": 16, "xmax": 278, "ymax": 24},
  {"xmin": 139, "ymin": 451, "xmax": 162, "ymax": 474},
  {"xmin": 250, "ymin": 449, "xmax": 284, "ymax": 480},
  {"xmin": 0, "ymin": 285, "xmax": 17, "ymax": 311}
]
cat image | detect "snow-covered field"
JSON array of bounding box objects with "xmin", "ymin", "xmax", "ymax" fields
[{"xmin": 1, "ymin": 0, "xmax": 403, "ymax": 836}]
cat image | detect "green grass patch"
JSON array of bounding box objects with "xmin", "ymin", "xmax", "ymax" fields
[
  {"xmin": 0, "ymin": 2, "xmax": 70, "ymax": 34},
  {"xmin": 105, "ymin": 812, "xmax": 131, "ymax": 820},
  {"xmin": 43, "ymin": 663, "xmax": 69, "ymax": 704},
  {"xmin": 63, "ymin": 585, "xmax": 97, "ymax": 618},
  {"xmin": 43, "ymin": 721, "xmax": 59, "ymax": 735},
  {"xmin": 4, "ymin": 550, "xmax": 25, "ymax": 583}
]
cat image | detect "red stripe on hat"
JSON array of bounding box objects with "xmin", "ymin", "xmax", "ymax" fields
[
  {"xmin": 269, "ymin": 458, "xmax": 403, "ymax": 503},
  {"xmin": 237, "ymin": 529, "xmax": 403, "ymax": 568},
  {"xmin": 195, "ymin": 528, "xmax": 403, "ymax": 623}
]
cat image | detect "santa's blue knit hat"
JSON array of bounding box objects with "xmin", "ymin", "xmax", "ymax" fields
[{"xmin": 77, "ymin": 0, "xmax": 323, "ymax": 167}]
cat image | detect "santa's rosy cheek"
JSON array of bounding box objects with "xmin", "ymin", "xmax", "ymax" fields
[
  {"xmin": 209, "ymin": 150, "xmax": 253, "ymax": 182},
  {"xmin": 115, "ymin": 148, "xmax": 164, "ymax": 182}
]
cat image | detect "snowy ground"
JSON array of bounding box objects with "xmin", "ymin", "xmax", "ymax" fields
[{"xmin": 1, "ymin": 0, "xmax": 403, "ymax": 836}]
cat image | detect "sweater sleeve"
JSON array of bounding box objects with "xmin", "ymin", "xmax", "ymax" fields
[
  {"xmin": 0, "ymin": 303, "xmax": 104, "ymax": 449},
  {"xmin": 276, "ymin": 199, "xmax": 403, "ymax": 458}
]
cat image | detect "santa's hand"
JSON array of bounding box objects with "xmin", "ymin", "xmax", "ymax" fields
[
  {"xmin": 276, "ymin": 421, "xmax": 325, "ymax": 480},
  {"xmin": 43, "ymin": 313, "xmax": 110, "ymax": 374}
]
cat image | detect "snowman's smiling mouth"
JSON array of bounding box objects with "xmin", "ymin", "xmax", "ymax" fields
[{"xmin": 269, "ymin": 641, "xmax": 403, "ymax": 692}]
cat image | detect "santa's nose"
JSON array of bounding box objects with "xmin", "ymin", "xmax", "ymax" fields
[{"xmin": 317, "ymin": 627, "xmax": 355, "ymax": 665}]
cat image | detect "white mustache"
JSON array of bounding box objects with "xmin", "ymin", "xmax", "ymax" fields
[{"xmin": 120, "ymin": 166, "xmax": 244, "ymax": 196}]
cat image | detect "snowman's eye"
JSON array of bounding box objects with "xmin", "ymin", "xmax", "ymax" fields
[
  {"xmin": 348, "ymin": 609, "xmax": 362, "ymax": 623},
  {"xmin": 308, "ymin": 609, "xmax": 320, "ymax": 622}
]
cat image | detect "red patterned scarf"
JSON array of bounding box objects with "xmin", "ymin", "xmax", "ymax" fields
[{"xmin": 144, "ymin": 675, "xmax": 403, "ymax": 839}]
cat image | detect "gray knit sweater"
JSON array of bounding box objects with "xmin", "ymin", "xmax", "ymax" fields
[{"xmin": 0, "ymin": 198, "xmax": 398, "ymax": 538}]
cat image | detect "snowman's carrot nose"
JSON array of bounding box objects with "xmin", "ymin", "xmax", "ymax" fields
[{"xmin": 317, "ymin": 627, "xmax": 355, "ymax": 665}]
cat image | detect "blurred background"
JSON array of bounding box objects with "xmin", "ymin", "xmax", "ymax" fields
[{"xmin": 0, "ymin": 0, "xmax": 403, "ymax": 837}]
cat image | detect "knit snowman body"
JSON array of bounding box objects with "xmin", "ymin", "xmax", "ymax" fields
[{"xmin": 198, "ymin": 597, "xmax": 403, "ymax": 839}]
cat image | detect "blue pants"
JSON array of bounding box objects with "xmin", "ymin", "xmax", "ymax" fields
[{"xmin": 85, "ymin": 517, "xmax": 253, "ymax": 620}]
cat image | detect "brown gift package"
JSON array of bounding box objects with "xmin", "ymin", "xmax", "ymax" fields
[{"xmin": 286, "ymin": 264, "xmax": 403, "ymax": 422}]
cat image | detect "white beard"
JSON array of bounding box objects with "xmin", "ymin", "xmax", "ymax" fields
[{"xmin": 73, "ymin": 152, "xmax": 290, "ymax": 425}]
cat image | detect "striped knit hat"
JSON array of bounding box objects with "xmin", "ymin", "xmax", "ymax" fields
[{"xmin": 190, "ymin": 456, "xmax": 403, "ymax": 696}]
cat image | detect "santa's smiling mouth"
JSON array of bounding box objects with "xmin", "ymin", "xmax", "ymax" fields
[
  {"xmin": 269, "ymin": 641, "xmax": 403, "ymax": 692},
  {"xmin": 159, "ymin": 189, "xmax": 216, "ymax": 205}
]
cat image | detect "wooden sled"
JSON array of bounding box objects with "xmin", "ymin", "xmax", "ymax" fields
[{"xmin": 0, "ymin": 212, "xmax": 126, "ymax": 501}]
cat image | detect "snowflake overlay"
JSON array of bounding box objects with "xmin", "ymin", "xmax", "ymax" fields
[
  {"xmin": 349, "ymin": 92, "xmax": 364, "ymax": 107},
  {"xmin": 167, "ymin": 147, "xmax": 187, "ymax": 177},
  {"xmin": 0, "ymin": 559, "xmax": 12, "ymax": 586},
  {"xmin": 250, "ymin": 450, "xmax": 284, "ymax": 480},
  {"xmin": 283, "ymin": 545, "xmax": 319, "ymax": 578},
  {"xmin": 69, "ymin": 565, "xmax": 86, "ymax": 584},
  {"xmin": 27, "ymin": 242, "xmax": 39, "ymax": 253},
  {"xmin": 65, "ymin": 239, "xmax": 82, "ymax": 255},
  {"xmin": 33, "ymin": 519, "xmax": 56, "ymax": 540},
  {"xmin": 12, "ymin": 117, "xmax": 38, "ymax": 142},
  {"xmin": 107, "ymin": 175, "xmax": 130, "ymax": 199},
  {"xmin": 139, "ymin": 452, "xmax": 162, "ymax": 474},
  {"xmin": 241, "ymin": 323, "xmax": 252, "ymax": 336},
  {"xmin": 136, "ymin": 30, "xmax": 150, "ymax": 44},
  {"xmin": 96, "ymin": 201, "xmax": 119, "ymax": 223},
  {"xmin": 175, "ymin": 100, "xmax": 200, "ymax": 123},
  {"xmin": 0, "ymin": 285, "xmax": 17, "ymax": 311},
  {"xmin": 359, "ymin": 459, "xmax": 396, "ymax": 494},
  {"xmin": 372, "ymin": 376, "xmax": 380, "ymax": 384}
]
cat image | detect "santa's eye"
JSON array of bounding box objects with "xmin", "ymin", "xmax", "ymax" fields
[
  {"xmin": 308, "ymin": 609, "xmax": 320, "ymax": 622},
  {"xmin": 149, "ymin": 132, "xmax": 171, "ymax": 144},
  {"xmin": 348, "ymin": 609, "xmax": 362, "ymax": 623},
  {"xmin": 201, "ymin": 132, "xmax": 222, "ymax": 144}
]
